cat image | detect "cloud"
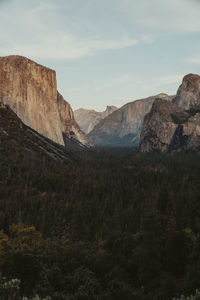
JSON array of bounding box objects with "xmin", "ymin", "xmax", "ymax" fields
[
  {"xmin": 65, "ymin": 72, "xmax": 184, "ymax": 110},
  {"xmin": 20, "ymin": 35, "xmax": 138, "ymax": 60},
  {"xmin": 127, "ymin": 73, "xmax": 184, "ymax": 97},
  {"xmin": 0, "ymin": 32, "xmax": 138, "ymax": 61},
  {"xmin": 0, "ymin": 0, "xmax": 139, "ymax": 61},
  {"xmin": 1, "ymin": 0, "xmax": 199, "ymax": 62},
  {"xmin": 115, "ymin": 0, "xmax": 200, "ymax": 33},
  {"xmin": 186, "ymin": 56, "xmax": 200, "ymax": 64}
]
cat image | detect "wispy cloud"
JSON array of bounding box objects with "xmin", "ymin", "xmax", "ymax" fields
[
  {"xmin": 0, "ymin": 0, "xmax": 199, "ymax": 110},
  {"xmin": 1, "ymin": 33, "xmax": 138, "ymax": 60},
  {"xmin": 128, "ymin": 73, "xmax": 184, "ymax": 96},
  {"xmin": 116, "ymin": 0, "xmax": 200, "ymax": 33},
  {"xmin": 186, "ymin": 56, "xmax": 200, "ymax": 64},
  {"xmin": 66, "ymin": 72, "xmax": 184, "ymax": 110},
  {"xmin": 2, "ymin": 0, "xmax": 199, "ymax": 62},
  {"xmin": 0, "ymin": 0, "xmax": 139, "ymax": 60}
]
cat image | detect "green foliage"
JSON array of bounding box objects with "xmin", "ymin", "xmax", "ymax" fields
[
  {"xmin": 22, "ymin": 295, "xmax": 51, "ymax": 300},
  {"xmin": 1, "ymin": 147, "xmax": 200, "ymax": 299},
  {"xmin": 0, "ymin": 273, "xmax": 20, "ymax": 300},
  {"xmin": 173, "ymin": 289, "xmax": 200, "ymax": 300}
]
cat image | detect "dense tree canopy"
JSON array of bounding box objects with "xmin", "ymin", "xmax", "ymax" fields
[{"xmin": 1, "ymin": 147, "xmax": 200, "ymax": 299}]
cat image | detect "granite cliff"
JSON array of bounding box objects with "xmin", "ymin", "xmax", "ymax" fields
[
  {"xmin": 74, "ymin": 105, "xmax": 118, "ymax": 134},
  {"xmin": 57, "ymin": 92, "xmax": 91, "ymax": 147},
  {"xmin": 0, "ymin": 103, "xmax": 76, "ymax": 163},
  {"xmin": 140, "ymin": 74, "xmax": 200, "ymax": 152},
  {"xmin": 88, "ymin": 94, "xmax": 172, "ymax": 147},
  {"xmin": 173, "ymin": 74, "xmax": 200, "ymax": 109},
  {"xmin": 0, "ymin": 55, "xmax": 91, "ymax": 148}
]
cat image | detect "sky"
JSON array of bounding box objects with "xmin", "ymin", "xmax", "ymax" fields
[{"xmin": 0, "ymin": 0, "xmax": 200, "ymax": 111}]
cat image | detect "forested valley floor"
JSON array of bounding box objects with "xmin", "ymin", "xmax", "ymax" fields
[{"xmin": 1, "ymin": 146, "xmax": 200, "ymax": 300}]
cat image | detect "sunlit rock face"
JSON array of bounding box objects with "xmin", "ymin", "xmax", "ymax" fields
[
  {"xmin": 88, "ymin": 94, "xmax": 173, "ymax": 147},
  {"xmin": 140, "ymin": 74, "xmax": 200, "ymax": 152},
  {"xmin": 74, "ymin": 105, "xmax": 118, "ymax": 134},
  {"xmin": 57, "ymin": 92, "xmax": 92, "ymax": 147},
  {"xmin": 0, "ymin": 55, "xmax": 91, "ymax": 147}
]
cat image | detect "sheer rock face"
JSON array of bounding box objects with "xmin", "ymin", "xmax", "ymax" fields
[
  {"xmin": 74, "ymin": 105, "xmax": 118, "ymax": 134},
  {"xmin": 140, "ymin": 97, "xmax": 200, "ymax": 152},
  {"xmin": 0, "ymin": 55, "xmax": 90, "ymax": 148},
  {"xmin": 57, "ymin": 93, "xmax": 92, "ymax": 147},
  {"xmin": 173, "ymin": 74, "xmax": 200, "ymax": 110},
  {"xmin": 88, "ymin": 94, "xmax": 172, "ymax": 147},
  {"xmin": 140, "ymin": 98, "xmax": 190, "ymax": 152},
  {"xmin": 182, "ymin": 113, "xmax": 200, "ymax": 149},
  {"xmin": 140, "ymin": 74, "xmax": 200, "ymax": 152}
]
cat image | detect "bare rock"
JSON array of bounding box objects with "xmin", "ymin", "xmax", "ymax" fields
[
  {"xmin": 57, "ymin": 92, "xmax": 92, "ymax": 147},
  {"xmin": 139, "ymin": 98, "xmax": 190, "ymax": 152},
  {"xmin": 74, "ymin": 105, "xmax": 118, "ymax": 134},
  {"xmin": 0, "ymin": 55, "xmax": 90, "ymax": 148},
  {"xmin": 173, "ymin": 73, "xmax": 200, "ymax": 110},
  {"xmin": 139, "ymin": 73, "xmax": 200, "ymax": 152},
  {"xmin": 140, "ymin": 95, "xmax": 200, "ymax": 152},
  {"xmin": 88, "ymin": 94, "xmax": 172, "ymax": 147}
]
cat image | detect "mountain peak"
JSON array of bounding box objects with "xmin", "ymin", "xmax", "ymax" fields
[
  {"xmin": 0, "ymin": 55, "xmax": 90, "ymax": 148},
  {"xmin": 0, "ymin": 55, "xmax": 55, "ymax": 74},
  {"xmin": 74, "ymin": 105, "xmax": 118, "ymax": 134},
  {"xmin": 140, "ymin": 74, "xmax": 200, "ymax": 152},
  {"xmin": 88, "ymin": 94, "xmax": 174, "ymax": 147},
  {"xmin": 173, "ymin": 73, "xmax": 200, "ymax": 109}
]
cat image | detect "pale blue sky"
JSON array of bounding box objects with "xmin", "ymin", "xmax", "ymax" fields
[{"xmin": 0, "ymin": 0, "xmax": 200, "ymax": 110}]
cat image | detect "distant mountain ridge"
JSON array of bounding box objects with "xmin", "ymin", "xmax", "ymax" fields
[
  {"xmin": 74, "ymin": 105, "xmax": 118, "ymax": 134},
  {"xmin": 88, "ymin": 94, "xmax": 174, "ymax": 147}
]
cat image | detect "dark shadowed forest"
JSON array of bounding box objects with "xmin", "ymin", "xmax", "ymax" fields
[{"xmin": 1, "ymin": 144, "xmax": 200, "ymax": 300}]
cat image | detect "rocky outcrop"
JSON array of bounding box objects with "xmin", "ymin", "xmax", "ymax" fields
[
  {"xmin": 173, "ymin": 74, "xmax": 200, "ymax": 110},
  {"xmin": 88, "ymin": 94, "xmax": 172, "ymax": 147},
  {"xmin": 140, "ymin": 74, "xmax": 200, "ymax": 152},
  {"xmin": 74, "ymin": 105, "xmax": 118, "ymax": 134},
  {"xmin": 57, "ymin": 92, "xmax": 92, "ymax": 147},
  {"xmin": 181, "ymin": 113, "xmax": 200, "ymax": 149},
  {"xmin": 139, "ymin": 98, "xmax": 191, "ymax": 152},
  {"xmin": 0, "ymin": 55, "xmax": 91, "ymax": 148}
]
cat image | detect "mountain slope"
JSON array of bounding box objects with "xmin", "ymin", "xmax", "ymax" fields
[
  {"xmin": 74, "ymin": 105, "xmax": 117, "ymax": 134},
  {"xmin": 140, "ymin": 74, "xmax": 200, "ymax": 152},
  {"xmin": 0, "ymin": 55, "xmax": 91, "ymax": 148},
  {"xmin": 0, "ymin": 103, "xmax": 77, "ymax": 165},
  {"xmin": 88, "ymin": 94, "xmax": 173, "ymax": 147}
]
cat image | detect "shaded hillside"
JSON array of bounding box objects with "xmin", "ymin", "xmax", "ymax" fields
[
  {"xmin": 1, "ymin": 139, "xmax": 200, "ymax": 299},
  {"xmin": 0, "ymin": 103, "xmax": 79, "ymax": 164}
]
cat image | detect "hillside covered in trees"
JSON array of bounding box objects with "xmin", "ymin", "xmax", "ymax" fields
[{"xmin": 1, "ymin": 121, "xmax": 200, "ymax": 300}]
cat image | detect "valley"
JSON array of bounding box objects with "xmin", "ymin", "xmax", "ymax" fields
[
  {"xmin": 1, "ymin": 140, "xmax": 200, "ymax": 299},
  {"xmin": 0, "ymin": 56, "xmax": 200, "ymax": 300}
]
